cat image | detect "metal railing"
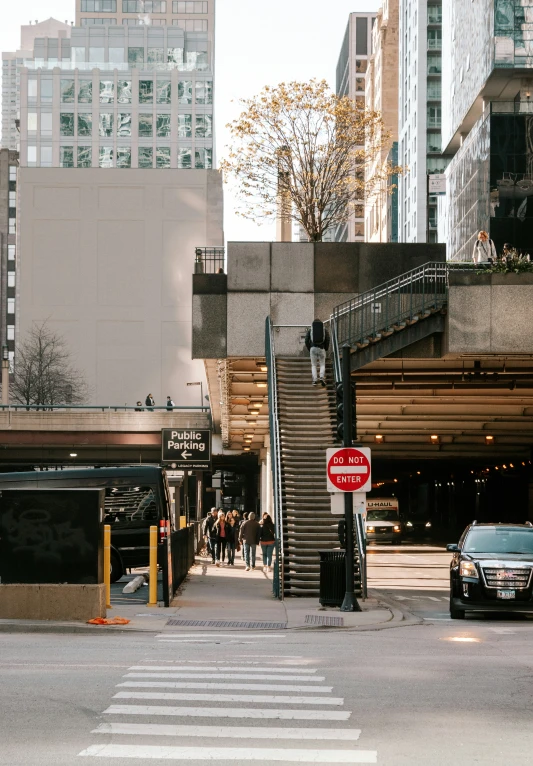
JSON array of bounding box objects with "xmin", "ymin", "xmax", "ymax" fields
[
  {"xmin": 0, "ymin": 404, "xmax": 209, "ymax": 412},
  {"xmin": 265, "ymin": 316, "xmax": 285, "ymax": 601},
  {"xmin": 490, "ymin": 101, "xmax": 533, "ymax": 115},
  {"xmin": 332, "ymin": 262, "xmax": 448, "ymax": 349},
  {"xmin": 194, "ymin": 246, "xmax": 226, "ymax": 274}
]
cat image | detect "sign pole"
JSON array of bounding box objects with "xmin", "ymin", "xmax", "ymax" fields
[{"xmin": 340, "ymin": 344, "xmax": 361, "ymax": 613}]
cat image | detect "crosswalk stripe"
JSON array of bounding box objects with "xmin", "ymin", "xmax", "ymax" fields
[
  {"xmin": 155, "ymin": 634, "xmax": 287, "ymax": 639},
  {"xmin": 129, "ymin": 666, "xmax": 317, "ymax": 674},
  {"xmin": 124, "ymin": 672, "xmax": 326, "ymax": 682},
  {"xmin": 118, "ymin": 681, "xmax": 333, "ymax": 693},
  {"xmin": 91, "ymin": 723, "xmax": 361, "ymax": 741},
  {"xmin": 103, "ymin": 704, "xmax": 351, "ymax": 721},
  {"xmin": 114, "ymin": 691, "xmax": 344, "ymax": 705},
  {"xmin": 78, "ymin": 744, "xmax": 376, "ymax": 762}
]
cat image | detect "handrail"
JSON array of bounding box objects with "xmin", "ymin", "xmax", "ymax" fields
[
  {"xmin": 0, "ymin": 404, "xmax": 209, "ymax": 412},
  {"xmin": 265, "ymin": 316, "xmax": 285, "ymax": 601},
  {"xmin": 330, "ymin": 314, "xmax": 342, "ymax": 386}
]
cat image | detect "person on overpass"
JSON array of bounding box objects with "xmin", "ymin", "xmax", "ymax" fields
[
  {"xmin": 472, "ymin": 231, "xmax": 497, "ymax": 264},
  {"xmin": 239, "ymin": 512, "xmax": 261, "ymax": 571},
  {"xmin": 166, "ymin": 396, "xmax": 175, "ymax": 411},
  {"xmin": 145, "ymin": 393, "xmax": 155, "ymax": 411},
  {"xmin": 305, "ymin": 319, "xmax": 330, "ymax": 387}
]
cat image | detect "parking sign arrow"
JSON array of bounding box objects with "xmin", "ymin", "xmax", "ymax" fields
[{"xmin": 181, "ymin": 450, "xmax": 192, "ymax": 460}]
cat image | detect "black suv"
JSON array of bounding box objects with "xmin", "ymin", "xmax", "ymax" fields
[{"xmin": 448, "ymin": 522, "xmax": 533, "ymax": 619}]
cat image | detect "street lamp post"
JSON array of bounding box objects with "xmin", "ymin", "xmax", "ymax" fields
[
  {"xmin": 1, "ymin": 346, "xmax": 9, "ymax": 406},
  {"xmin": 186, "ymin": 381, "xmax": 204, "ymax": 410}
]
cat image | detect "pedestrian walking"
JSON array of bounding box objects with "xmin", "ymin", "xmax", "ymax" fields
[
  {"xmin": 214, "ymin": 510, "xmax": 228, "ymax": 566},
  {"xmin": 305, "ymin": 319, "xmax": 330, "ymax": 387},
  {"xmin": 239, "ymin": 511, "xmax": 261, "ymax": 571},
  {"xmin": 202, "ymin": 507, "xmax": 218, "ymax": 563},
  {"xmin": 260, "ymin": 512, "xmax": 276, "ymax": 573},
  {"xmin": 134, "ymin": 401, "xmax": 143, "ymax": 411},
  {"xmin": 145, "ymin": 393, "xmax": 155, "ymax": 411},
  {"xmin": 225, "ymin": 513, "xmax": 237, "ymax": 566},
  {"xmin": 166, "ymin": 396, "xmax": 175, "ymax": 411},
  {"xmin": 240, "ymin": 512, "xmax": 249, "ymax": 559},
  {"xmin": 472, "ymin": 231, "xmax": 497, "ymax": 264}
]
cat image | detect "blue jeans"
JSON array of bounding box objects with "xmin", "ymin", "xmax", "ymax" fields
[
  {"xmin": 243, "ymin": 543, "xmax": 257, "ymax": 568},
  {"xmin": 261, "ymin": 543, "xmax": 275, "ymax": 566}
]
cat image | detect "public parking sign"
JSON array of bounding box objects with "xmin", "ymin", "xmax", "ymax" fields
[
  {"xmin": 161, "ymin": 428, "xmax": 211, "ymax": 470},
  {"xmin": 326, "ymin": 447, "xmax": 371, "ymax": 493}
]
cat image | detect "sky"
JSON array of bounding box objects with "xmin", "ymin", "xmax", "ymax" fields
[{"xmin": 0, "ymin": 0, "xmax": 380, "ymax": 242}]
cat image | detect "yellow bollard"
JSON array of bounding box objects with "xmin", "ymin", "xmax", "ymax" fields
[
  {"xmin": 147, "ymin": 525, "xmax": 158, "ymax": 607},
  {"xmin": 104, "ymin": 524, "xmax": 111, "ymax": 610}
]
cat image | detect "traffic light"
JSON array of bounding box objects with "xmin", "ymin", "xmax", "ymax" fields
[{"xmin": 336, "ymin": 382, "xmax": 356, "ymax": 443}]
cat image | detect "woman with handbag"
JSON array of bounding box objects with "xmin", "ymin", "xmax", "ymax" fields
[{"xmin": 259, "ymin": 513, "xmax": 276, "ymax": 573}]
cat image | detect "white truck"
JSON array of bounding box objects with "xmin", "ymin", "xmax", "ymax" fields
[{"xmin": 365, "ymin": 498, "xmax": 402, "ymax": 544}]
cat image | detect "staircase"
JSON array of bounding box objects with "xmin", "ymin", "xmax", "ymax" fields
[{"xmin": 276, "ymin": 357, "xmax": 357, "ymax": 597}]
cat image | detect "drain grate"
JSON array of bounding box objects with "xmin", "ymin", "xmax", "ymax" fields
[
  {"xmin": 165, "ymin": 619, "xmax": 287, "ymax": 629},
  {"xmin": 305, "ymin": 615, "xmax": 344, "ymax": 627}
]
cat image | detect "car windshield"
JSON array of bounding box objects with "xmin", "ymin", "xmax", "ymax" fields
[
  {"xmin": 463, "ymin": 528, "xmax": 533, "ymax": 554},
  {"xmin": 367, "ymin": 510, "xmax": 399, "ymax": 522}
]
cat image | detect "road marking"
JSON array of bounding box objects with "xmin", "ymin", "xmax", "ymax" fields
[
  {"xmin": 118, "ymin": 682, "xmax": 333, "ymax": 693},
  {"xmin": 156, "ymin": 640, "xmax": 264, "ymax": 644},
  {"xmin": 103, "ymin": 705, "xmax": 351, "ymax": 721},
  {"xmin": 79, "ymin": 744, "xmax": 376, "ymax": 762},
  {"xmin": 124, "ymin": 673, "xmax": 326, "ymax": 682},
  {"xmin": 155, "ymin": 634, "xmax": 287, "ymax": 639},
  {"xmin": 489, "ymin": 628, "xmax": 516, "ymax": 635},
  {"xmin": 128, "ymin": 666, "xmax": 317, "ymax": 674},
  {"xmin": 114, "ymin": 691, "xmax": 344, "ymax": 705},
  {"xmin": 91, "ymin": 723, "xmax": 361, "ymax": 741}
]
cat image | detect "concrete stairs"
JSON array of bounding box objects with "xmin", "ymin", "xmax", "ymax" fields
[{"xmin": 276, "ymin": 357, "xmax": 358, "ymax": 597}]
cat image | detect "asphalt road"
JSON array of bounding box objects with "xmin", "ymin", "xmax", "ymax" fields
[{"xmin": 2, "ymin": 543, "xmax": 533, "ymax": 765}]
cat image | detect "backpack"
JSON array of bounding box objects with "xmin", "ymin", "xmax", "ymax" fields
[{"xmin": 311, "ymin": 320, "xmax": 325, "ymax": 347}]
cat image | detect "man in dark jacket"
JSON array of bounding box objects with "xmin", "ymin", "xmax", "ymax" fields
[
  {"xmin": 202, "ymin": 508, "xmax": 218, "ymax": 563},
  {"xmin": 239, "ymin": 512, "xmax": 261, "ymax": 571},
  {"xmin": 305, "ymin": 319, "xmax": 330, "ymax": 387},
  {"xmin": 145, "ymin": 393, "xmax": 155, "ymax": 411}
]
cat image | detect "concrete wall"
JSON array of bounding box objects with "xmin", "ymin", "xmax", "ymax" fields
[
  {"xmin": 448, "ymin": 272, "xmax": 533, "ymax": 354},
  {"xmin": 18, "ymin": 167, "xmax": 223, "ymax": 406},
  {"xmin": 0, "ymin": 584, "xmax": 105, "ymax": 621},
  {"xmin": 193, "ymin": 241, "xmax": 446, "ymax": 358}
]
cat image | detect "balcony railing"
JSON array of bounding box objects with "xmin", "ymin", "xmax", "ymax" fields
[
  {"xmin": 194, "ymin": 246, "xmax": 225, "ymax": 274},
  {"xmin": 490, "ymin": 101, "xmax": 533, "ymax": 115}
]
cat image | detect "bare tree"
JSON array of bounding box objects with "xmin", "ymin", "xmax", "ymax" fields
[
  {"xmin": 220, "ymin": 79, "xmax": 402, "ymax": 242},
  {"xmin": 11, "ymin": 321, "xmax": 89, "ymax": 408}
]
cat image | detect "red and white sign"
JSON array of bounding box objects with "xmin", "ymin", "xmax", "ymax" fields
[{"xmin": 326, "ymin": 447, "xmax": 372, "ymax": 494}]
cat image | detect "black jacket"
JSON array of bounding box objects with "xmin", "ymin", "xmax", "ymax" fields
[
  {"xmin": 202, "ymin": 514, "xmax": 217, "ymax": 537},
  {"xmin": 305, "ymin": 327, "xmax": 330, "ymax": 352},
  {"xmin": 260, "ymin": 521, "xmax": 276, "ymax": 543},
  {"xmin": 145, "ymin": 395, "xmax": 155, "ymax": 407}
]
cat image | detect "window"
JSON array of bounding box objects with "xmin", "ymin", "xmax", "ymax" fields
[
  {"xmin": 157, "ymin": 80, "xmax": 171, "ymax": 103},
  {"xmin": 41, "ymin": 80, "xmax": 53, "ymax": 102},
  {"xmin": 7, "ymin": 326, "xmax": 14, "ymax": 341},
  {"xmin": 148, "ymin": 48, "xmax": 164, "ymax": 64},
  {"xmin": 99, "ymin": 113, "xmax": 114, "ymax": 137},
  {"xmin": 356, "ymin": 17, "xmax": 368, "ymax": 55},
  {"xmin": 116, "ymin": 147, "xmax": 131, "ymax": 168},
  {"xmin": 167, "ymin": 48, "xmax": 183, "ymax": 65},
  {"xmin": 156, "ymin": 114, "xmax": 171, "ymax": 137},
  {"xmin": 178, "ymin": 146, "xmax": 191, "ymax": 168},
  {"xmin": 78, "ymin": 80, "xmax": 93, "ymax": 103},
  {"xmin": 9, "ymin": 192, "xmax": 16, "ymax": 207},
  {"xmin": 183, "ymin": 50, "xmax": 208, "ymax": 71},
  {"xmin": 355, "ymin": 59, "xmax": 367, "ymax": 73},
  {"xmin": 427, "ymin": 106, "xmax": 441, "ymax": 128},
  {"xmin": 40, "ymin": 147, "xmax": 52, "ymax": 167},
  {"xmin": 81, "ymin": 0, "xmax": 117, "ymax": 10},
  {"xmin": 139, "ymin": 113, "xmax": 153, "ymax": 136},
  {"xmin": 28, "ymin": 79, "xmax": 37, "ymax": 102},
  {"xmin": 7, "ymin": 299, "xmax": 15, "ymax": 314},
  {"xmin": 118, "ymin": 81, "xmax": 132, "ymax": 104},
  {"xmin": 27, "ymin": 112, "xmax": 37, "ymax": 132},
  {"xmin": 355, "ymin": 77, "xmax": 365, "ymax": 92},
  {"xmin": 100, "ymin": 80, "xmax": 114, "ymax": 103},
  {"xmin": 138, "ymin": 146, "xmax": 153, "ymax": 168},
  {"xmin": 123, "ymin": 0, "xmax": 166, "ymax": 10},
  {"xmin": 173, "ymin": 1, "xmax": 208, "ymax": 11},
  {"xmin": 81, "ymin": 17, "xmax": 118, "ymax": 24},
  {"xmin": 99, "ymin": 147, "xmax": 114, "ymax": 167},
  {"xmin": 60, "ymin": 113, "xmax": 75, "ymax": 136},
  {"xmin": 8, "ymin": 245, "xmax": 15, "ymax": 261},
  {"xmin": 195, "ymin": 80, "xmax": 212, "ymax": 104},
  {"xmin": 173, "ymin": 18, "xmax": 208, "ymax": 30},
  {"xmin": 139, "ymin": 80, "xmax": 153, "ymax": 103},
  {"xmin": 427, "ymin": 54, "xmax": 441, "ymax": 74},
  {"xmin": 28, "ymin": 146, "xmax": 37, "ymax": 166},
  {"xmin": 78, "ymin": 146, "xmax": 92, "ymax": 167},
  {"xmin": 117, "ymin": 113, "xmax": 132, "ymax": 136},
  {"xmin": 8, "ymin": 219, "xmax": 16, "ymax": 234},
  {"xmin": 195, "ymin": 147, "xmax": 212, "ymax": 168},
  {"xmin": 60, "ymin": 146, "xmax": 75, "ymax": 167},
  {"xmin": 427, "ymin": 29, "xmax": 442, "ymax": 50},
  {"xmin": 109, "ymin": 47, "xmax": 125, "ymax": 63},
  {"xmin": 128, "ymin": 47, "xmax": 144, "ymax": 66},
  {"xmin": 156, "ymin": 147, "xmax": 171, "ymax": 167},
  {"xmin": 71, "ymin": 47, "xmax": 86, "ymax": 63},
  {"xmin": 8, "ymin": 273, "xmax": 15, "ymax": 288},
  {"xmin": 151, "ymin": 19, "xmax": 167, "ymax": 24},
  {"xmin": 427, "ymin": 5, "xmax": 442, "ymax": 23},
  {"xmin": 89, "ymin": 47, "xmax": 105, "ymax": 62},
  {"xmin": 78, "ymin": 114, "xmax": 92, "ymax": 136},
  {"xmin": 178, "ymin": 114, "xmax": 192, "ymax": 137},
  {"xmin": 178, "ymin": 80, "xmax": 192, "ymax": 103},
  {"xmin": 195, "ymin": 114, "xmax": 212, "ymax": 138},
  {"xmin": 61, "ymin": 79, "xmax": 75, "ymax": 103}
]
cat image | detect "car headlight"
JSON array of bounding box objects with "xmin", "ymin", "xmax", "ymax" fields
[
  {"xmin": 459, "ymin": 561, "xmax": 478, "ymax": 579},
  {"xmin": 425, "ymin": 521, "xmax": 432, "ymax": 528},
  {"xmin": 406, "ymin": 521, "xmax": 413, "ymax": 527},
  {"xmin": 393, "ymin": 525, "xmax": 401, "ymax": 532},
  {"xmin": 367, "ymin": 526, "xmax": 375, "ymax": 532}
]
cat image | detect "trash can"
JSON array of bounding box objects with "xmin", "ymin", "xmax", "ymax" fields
[{"xmin": 319, "ymin": 550, "xmax": 346, "ymax": 607}]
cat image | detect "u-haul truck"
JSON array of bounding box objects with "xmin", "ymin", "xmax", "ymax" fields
[{"xmin": 365, "ymin": 498, "xmax": 401, "ymax": 543}]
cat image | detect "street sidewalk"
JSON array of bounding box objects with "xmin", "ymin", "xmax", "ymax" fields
[{"xmin": 0, "ymin": 556, "xmax": 405, "ymax": 634}]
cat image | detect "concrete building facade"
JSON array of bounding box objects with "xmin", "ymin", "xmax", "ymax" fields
[
  {"xmin": 18, "ymin": 167, "xmax": 223, "ymax": 406},
  {"xmin": 0, "ymin": 150, "xmax": 19, "ymax": 366},
  {"xmin": 335, "ymin": 11, "xmax": 377, "ymax": 242},
  {"xmin": 364, "ymin": 0, "xmax": 399, "ymax": 243}
]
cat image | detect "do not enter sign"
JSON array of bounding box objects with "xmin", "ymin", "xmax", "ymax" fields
[{"xmin": 326, "ymin": 447, "xmax": 372, "ymax": 493}]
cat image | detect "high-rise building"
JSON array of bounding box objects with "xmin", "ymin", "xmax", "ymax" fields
[
  {"xmin": 364, "ymin": 0, "xmax": 399, "ymax": 242},
  {"xmin": 397, "ymin": 0, "xmax": 448, "ymax": 243},
  {"xmin": 441, "ymin": 0, "xmax": 533, "ymax": 260},
  {"xmin": 335, "ymin": 11, "xmax": 377, "ymax": 242},
  {"xmin": 0, "ymin": 149, "xmax": 18, "ymax": 366}
]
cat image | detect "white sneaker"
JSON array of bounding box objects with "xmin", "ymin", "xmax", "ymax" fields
[
  {"xmin": 245, "ymin": 566, "xmax": 250, "ymax": 571},
  {"xmin": 267, "ymin": 566, "xmax": 271, "ymax": 573}
]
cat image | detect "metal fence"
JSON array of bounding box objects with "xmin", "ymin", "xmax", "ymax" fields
[
  {"xmin": 194, "ymin": 246, "xmax": 226, "ymax": 274},
  {"xmin": 0, "ymin": 404, "xmax": 209, "ymax": 412},
  {"xmin": 266, "ymin": 317, "xmax": 285, "ymax": 600},
  {"xmin": 170, "ymin": 525, "xmax": 196, "ymax": 594}
]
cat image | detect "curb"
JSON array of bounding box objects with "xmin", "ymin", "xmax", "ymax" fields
[{"xmin": 366, "ymin": 589, "xmax": 424, "ymax": 629}]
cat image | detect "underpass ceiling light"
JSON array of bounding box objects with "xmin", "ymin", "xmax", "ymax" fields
[
  {"xmin": 485, "ymin": 435, "xmax": 494, "ymax": 444},
  {"xmin": 374, "ymin": 434, "xmax": 384, "ymax": 443},
  {"xmin": 256, "ymin": 383, "xmax": 267, "ymax": 388},
  {"xmin": 243, "ymin": 447, "xmax": 250, "ymax": 452},
  {"xmin": 70, "ymin": 452, "xmax": 77, "ymax": 457},
  {"xmin": 430, "ymin": 434, "xmax": 439, "ymax": 443}
]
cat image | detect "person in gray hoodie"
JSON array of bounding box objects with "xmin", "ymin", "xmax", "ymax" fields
[{"xmin": 239, "ymin": 512, "xmax": 261, "ymax": 571}]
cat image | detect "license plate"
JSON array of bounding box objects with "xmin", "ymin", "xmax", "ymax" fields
[{"xmin": 497, "ymin": 590, "xmax": 515, "ymax": 600}]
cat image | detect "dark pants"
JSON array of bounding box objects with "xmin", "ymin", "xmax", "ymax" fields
[
  {"xmin": 216, "ymin": 539, "xmax": 226, "ymax": 562},
  {"xmin": 226, "ymin": 541, "xmax": 236, "ymax": 565},
  {"xmin": 208, "ymin": 537, "xmax": 217, "ymax": 563}
]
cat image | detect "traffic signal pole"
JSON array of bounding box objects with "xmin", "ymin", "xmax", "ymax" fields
[{"xmin": 340, "ymin": 344, "xmax": 361, "ymax": 612}]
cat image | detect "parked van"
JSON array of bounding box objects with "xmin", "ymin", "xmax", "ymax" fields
[
  {"xmin": 0, "ymin": 466, "xmax": 172, "ymax": 582},
  {"xmin": 365, "ymin": 498, "xmax": 402, "ymax": 544}
]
